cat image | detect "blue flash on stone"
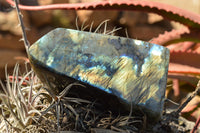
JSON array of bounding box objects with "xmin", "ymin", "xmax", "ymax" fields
[{"xmin": 28, "ymin": 28, "xmax": 170, "ymax": 121}]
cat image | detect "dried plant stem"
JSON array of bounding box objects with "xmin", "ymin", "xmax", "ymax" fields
[
  {"xmin": 14, "ymin": 0, "xmax": 30, "ymax": 53},
  {"xmin": 191, "ymin": 116, "xmax": 200, "ymax": 133},
  {"xmin": 175, "ymin": 80, "xmax": 200, "ymax": 115},
  {"xmin": 159, "ymin": 80, "xmax": 200, "ymax": 132},
  {"xmin": 189, "ymin": 81, "xmax": 200, "ymax": 133}
]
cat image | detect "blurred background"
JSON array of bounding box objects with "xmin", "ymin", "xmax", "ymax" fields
[{"xmin": 0, "ymin": 0, "xmax": 200, "ymax": 122}]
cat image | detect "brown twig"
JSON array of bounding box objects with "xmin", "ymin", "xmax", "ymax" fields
[
  {"xmin": 163, "ymin": 80, "xmax": 200, "ymax": 122},
  {"xmin": 175, "ymin": 80, "xmax": 200, "ymax": 116},
  {"xmin": 14, "ymin": 0, "xmax": 30, "ymax": 53},
  {"xmin": 190, "ymin": 81, "xmax": 200, "ymax": 132},
  {"xmin": 191, "ymin": 116, "xmax": 200, "ymax": 133},
  {"xmin": 159, "ymin": 80, "xmax": 200, "ymax": 132}
]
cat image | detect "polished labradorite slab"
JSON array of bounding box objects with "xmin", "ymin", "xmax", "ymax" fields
[{"xmin": 28, "ymin": 28, "xmax": 169, "ymax": 121}]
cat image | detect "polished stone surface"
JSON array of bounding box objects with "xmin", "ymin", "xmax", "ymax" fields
[{"xmin": 28, "ymin": 28, "xmax": 169, "ymax": 120}]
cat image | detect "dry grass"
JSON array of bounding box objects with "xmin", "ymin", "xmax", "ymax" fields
[{"xmin": 0, "ymin": 63, "xmax": 145, "ymax": 133}]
